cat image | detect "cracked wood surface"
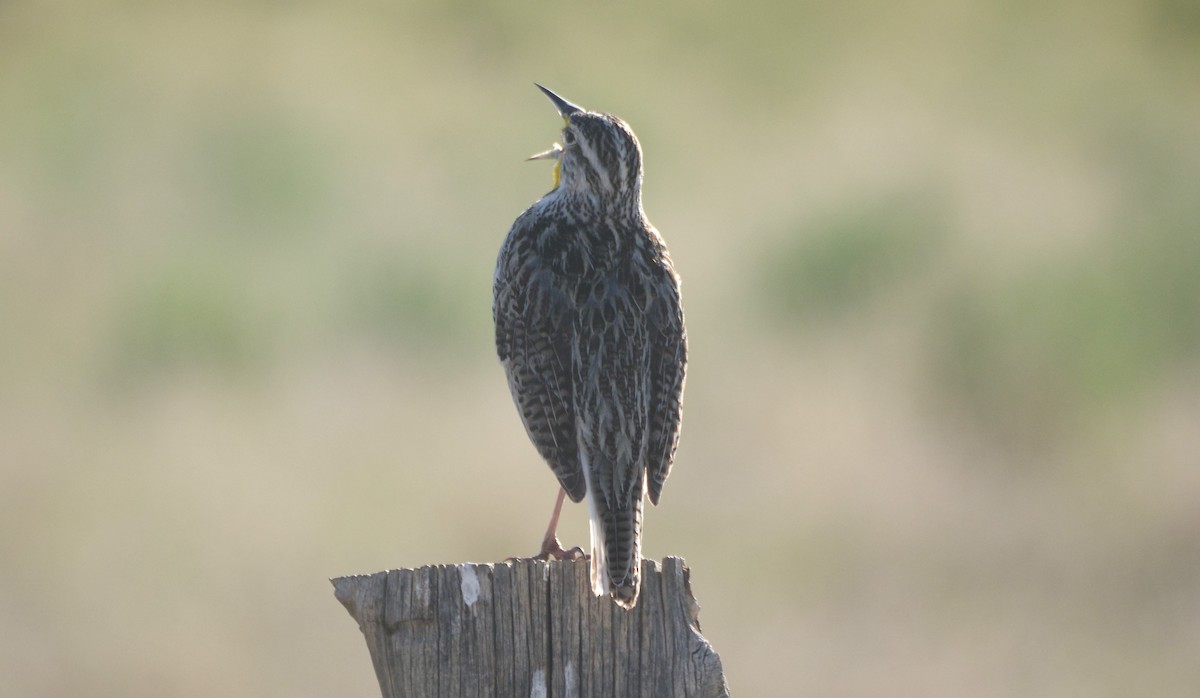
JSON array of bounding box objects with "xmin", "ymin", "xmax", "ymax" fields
[{"xmin": 333, "ymin": 556, "xmax": 729, "ymax": 697}]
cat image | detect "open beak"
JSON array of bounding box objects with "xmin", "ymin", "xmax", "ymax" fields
[{"xmin": 528, "ymin": 85, "xmax": 579, "ymax": 188}]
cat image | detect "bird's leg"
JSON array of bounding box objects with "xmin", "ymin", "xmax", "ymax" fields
[{"xmin": 535, "ymin": 486, "xmax": 585, "ymax": 561}]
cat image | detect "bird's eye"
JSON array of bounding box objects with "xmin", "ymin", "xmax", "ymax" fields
[{"xmin": 562, "ymin": 129, "xmax": 576, "ymax": 146}]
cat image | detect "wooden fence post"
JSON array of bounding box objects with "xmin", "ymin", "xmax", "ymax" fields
[{"xmin": 332, "ymin": 556, "xmax": 730, "ymax": 697}]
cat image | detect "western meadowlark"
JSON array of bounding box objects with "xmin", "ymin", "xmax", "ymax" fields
[{"xmin": 493, "ymin": 85, "xmax": 687, "ymax": 609}]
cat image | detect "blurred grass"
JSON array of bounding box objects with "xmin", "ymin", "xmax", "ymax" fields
[
  {"xmin": 2, "ymin": 1, "xmax": 1199, "ymax": 696},
  {"xmin": 757, "ymin": 190, "xmax": 946, "ymax": 324}
]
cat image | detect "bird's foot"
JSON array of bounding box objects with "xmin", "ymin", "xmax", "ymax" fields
[
  {"xmin": 534, "ymin": 535, "xmax": 586, "ymax": 561},
  {"xmin": 501, "ymin": 539, "xmax": 585, "ymax": 564}
]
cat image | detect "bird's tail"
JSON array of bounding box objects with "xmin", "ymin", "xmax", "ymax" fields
[{"xmin": 587, "ymin": 479, "xmax": 645, "ymax": 610}]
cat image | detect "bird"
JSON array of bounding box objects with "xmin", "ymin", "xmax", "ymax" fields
[{"xmin": 493, "ymin": 84, "xmax": 687, "ymax": 609}]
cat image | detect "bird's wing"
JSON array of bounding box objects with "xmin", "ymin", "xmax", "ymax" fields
[
  {"xmin": 494, "ymin": 227, "xmax": 587, "ymax": 502},
  {"xmin": 644, "ymin": 256, "xmax": 687, "ymax": 506},
  {"xmin": 573, "ymin": 268, "xmax": 648, "ymax": 511},
  {"xmin": 574, "ymin": 251, "xmax": 686, "ymax": 509}
]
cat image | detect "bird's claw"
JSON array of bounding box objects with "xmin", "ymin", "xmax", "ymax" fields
[
  {"xmin": 502, "ymin": 537, "xmax": 586, "ymax": 564},
  {"xmin": 535, "ymin": 536, "xmax": 586, "ymax": 561}
]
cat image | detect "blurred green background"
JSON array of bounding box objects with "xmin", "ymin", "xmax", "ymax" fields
[{"xmin": 2, "ymin": 1, "xmax": 1199, "ymax": 695}]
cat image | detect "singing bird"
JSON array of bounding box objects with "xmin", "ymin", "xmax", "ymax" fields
[{"xmin": 493, "ymin": 85, "xmax": 687, "ymax": 608}]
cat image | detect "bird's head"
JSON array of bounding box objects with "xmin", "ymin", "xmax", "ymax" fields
[{"xmin": 527, "ymin": 84, "xmax": 644, "ymax": 210}]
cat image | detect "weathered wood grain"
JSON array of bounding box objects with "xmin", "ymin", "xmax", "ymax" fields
[{"xmin": 333, "ymin": 556, "xmax": 729, "ymax": 697}]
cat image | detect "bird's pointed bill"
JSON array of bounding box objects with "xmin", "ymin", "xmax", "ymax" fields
[
  {"xmin": 527, "ymin": 143, "xmax": 564, "ymax": 189},
  {"xmin": 526, "ymin": 143, "xmax": 563, "ymax": 162},
  {"xmin": 535, "ymin": 83, "xmax": 583, "ymax": 119}
]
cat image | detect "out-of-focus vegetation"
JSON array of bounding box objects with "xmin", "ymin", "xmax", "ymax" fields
[{"xmin": 2, "ymin": 1, "xmax": 1198, "ymax": 696}]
